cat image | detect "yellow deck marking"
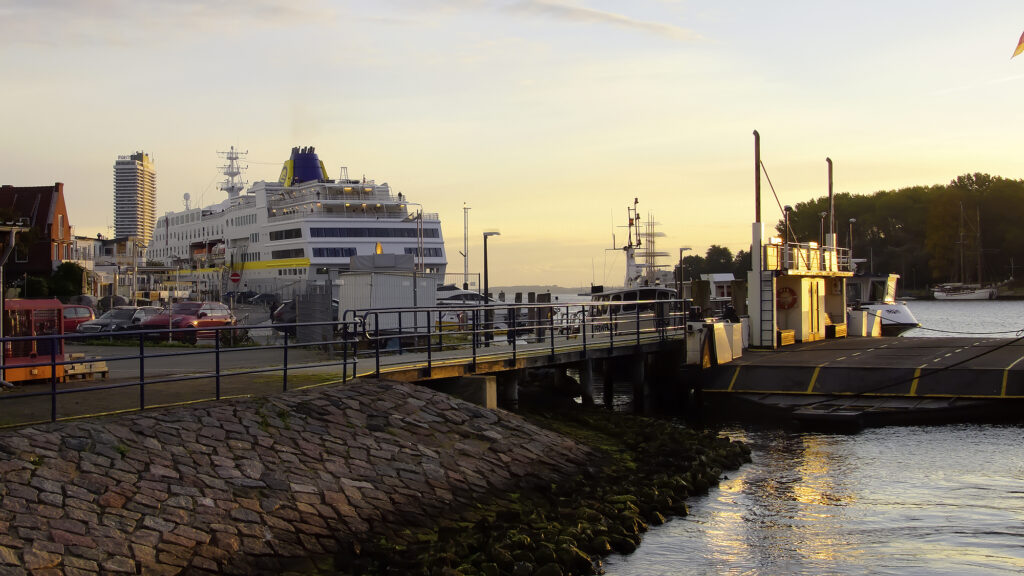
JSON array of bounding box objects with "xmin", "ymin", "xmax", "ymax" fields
[
  {"xmin": 1001, "ymin": 353, "xmax": 1024, "ymax": 397},
  {"xmin": 807, "ymin": 365, "xmax": 822, "ymax": 393},
  {"xmin": 727, "ymin": 366, "xmax": 741, "ymax": 391},
  {"xmin": 909, "ymin": 365, "xmax": 925, "ymax": 396}
]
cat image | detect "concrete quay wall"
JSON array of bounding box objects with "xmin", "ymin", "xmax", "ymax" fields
[{"xmin": 0, "ymin": 380, "xmax": 592, "ymax": 575}]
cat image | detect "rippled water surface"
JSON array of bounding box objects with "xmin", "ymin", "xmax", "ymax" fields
[
  {"xmin": 604, "ymin": 302, "xmax": 1024, "ymax": 575},
  {"xmin": 903, "ymin": 299, "xmax": 1024, "ymax": 337},
  {"xmin": 603, "ymin": 425, "xmax": 1024, "ymax": 575}
]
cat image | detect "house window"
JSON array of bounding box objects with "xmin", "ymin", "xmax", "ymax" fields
[{"xmin": 57, "ymin": 215, "xmax": 64, "ymax": 240}]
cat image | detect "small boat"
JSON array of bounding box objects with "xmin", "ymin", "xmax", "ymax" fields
[
  {"xmin": 846, "ymin": 267, "xmax": 920, "ymax": 336},
  {"xmin": 587, "ymin": 200, "xmax": 683, "ymax": 332},
  {"xmin": 932, "ymin": 283, "xmax": 997, "ymax": 300},
  {"xmin": 932, "ymin": 203, "xmax": 996, "ymax": 300}
]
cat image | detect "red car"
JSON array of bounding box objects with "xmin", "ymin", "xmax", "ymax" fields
[
  {"xmin": 140, "ymin": 301, "xmax": 236, "ymax": 342},
  {"xmin": 62, "ymin": 305, "xmax": 95, "ymax": 334}
]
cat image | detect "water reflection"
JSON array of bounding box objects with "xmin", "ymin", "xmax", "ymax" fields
[{"xmin": 603, "ymin": 425, "xmax": 1024, "ymax": 576}]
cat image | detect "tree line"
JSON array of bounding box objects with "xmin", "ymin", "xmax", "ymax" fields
[
  {"xmin": 672, "ymin": 173, "xmax": 1024, "ymax": 291},
  {"xmin": 767, "ymin": 173, "xmax": 1024, "ymax": 290}
]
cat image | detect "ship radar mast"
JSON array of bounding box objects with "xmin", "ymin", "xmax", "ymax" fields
[
  {"xmin": 619, "ymin": 198, "xmax": 670, "ymax": 288},
  {"xmin": 217, "ymin": 146, "xmax": 248, "ymax": 199}
]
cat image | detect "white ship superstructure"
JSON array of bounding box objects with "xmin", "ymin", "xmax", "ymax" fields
[{"xmin": 147, "ymin": 146, "xmax": 446, "ymax": 297}]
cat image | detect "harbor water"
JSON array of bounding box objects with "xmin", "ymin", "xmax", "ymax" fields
[{"xmin": 603, "ymin": 300, "xmax": 1024, "ymax": 575}]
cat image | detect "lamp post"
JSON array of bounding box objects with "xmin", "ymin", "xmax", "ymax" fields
[
  {"xmin": 482, "ymin": 231, "xmax": 500, "ymax": 346},
  {"xmin": 819, "ymin": 211, "xmax": 827, "ymax": 247},
  {"xmin": 783, "ymin": 205, "xmax": 793, "ymax": 268},
  {"xmin": 677, "ymin": 246, "xmax": 691, "ymax": 299},
  {"xmin": 848, "ymin": 218, "xmax": 856, "ymax": 263}
]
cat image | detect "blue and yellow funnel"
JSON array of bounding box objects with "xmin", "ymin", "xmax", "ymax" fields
[{"xmin": 278, "ymin": 146, "xmax": 329, "ymax": 187}]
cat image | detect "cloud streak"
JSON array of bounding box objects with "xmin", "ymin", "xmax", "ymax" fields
[
  {"xmin": 0, "ymin": 0, "xmax": 326, "ymax": 47},
  {"xmin": 505, "ymin": 0, "xmax": 701, "ymax": 42}
]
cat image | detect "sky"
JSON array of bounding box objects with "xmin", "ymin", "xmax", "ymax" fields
[{"xmin": 2, "ymin": 0, "xmax": 1024, "ymax": 288}]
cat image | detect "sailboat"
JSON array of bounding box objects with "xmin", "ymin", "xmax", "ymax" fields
[{"xmin": 933, "ymin": 203, "xmax": 996, "ymax": 300}]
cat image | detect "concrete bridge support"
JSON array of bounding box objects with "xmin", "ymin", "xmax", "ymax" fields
[
  {"xmin": 631, "ymin": 351, "xmax": 647, "ymax": 414},
  {"xmin": 579, "ymin": 358, "xmax": 595, "ymax": 406},
  {"xmin": 647, "ymin": 349, "xmax": 685, "ymax": 416},
  {"xmin": 497, "ymin": 369, "xmax": 523, "ymax": 410},
  {"xmin": 602, "ymin": 358, "xmax": 615, "ymax": 409},
  {"xmin": 432, "ymin": 375, "xmax": 497, "ymax": 409}
]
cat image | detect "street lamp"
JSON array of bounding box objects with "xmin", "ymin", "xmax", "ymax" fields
[
  {"xmin": 677, "ymin": 246, "xmax": 691, "ymax": 299},
  {"xmin": 482, "ymin": 231, "xmax": 500, "ymax": 346},
  {"xmin": 819, "ymin": 211, "xmax": 828, "ymax": 247},
  {"xmin": 783, "ymin": 206, "xmax": 793, "ymax": 267},
  {"xmin": 849, "ymin": 218, "xmax": 857, "ymax": 262}
]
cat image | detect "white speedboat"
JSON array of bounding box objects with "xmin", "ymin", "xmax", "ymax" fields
[
  {"xmin": 847, "ymin": 272, "xmax": 920, "ymax": 336},
  {"xmin": 932, "ymin": 283, "xmax": 997, "ymax": 300}
]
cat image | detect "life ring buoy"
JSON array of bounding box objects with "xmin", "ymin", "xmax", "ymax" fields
[{"xmin": 776, "ymin": 286, "xmax": 797, "ymax": 310}]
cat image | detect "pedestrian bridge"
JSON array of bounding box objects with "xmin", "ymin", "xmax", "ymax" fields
[{"xmin": 0, "ymin": 299, "xmax": 744, "ymax": 428}]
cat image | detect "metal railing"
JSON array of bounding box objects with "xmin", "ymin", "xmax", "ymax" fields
[
  {"xmin": 0, "ymin": 298, "xmax": 694, "ymax": 428},
  {"xmin": 763, "ymin": 242, "xmax": 852, "ymax": 274},
  {"xmin": 0, "ymin": 320, "xmax": 359, "ymax": 428},
  {"xmin": 342, "ymin": 298, "xmax": 693, "ymax": 378}
]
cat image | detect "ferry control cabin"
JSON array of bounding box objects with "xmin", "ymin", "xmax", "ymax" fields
[{"xmin": 747, "ymin": 223, "xmax": 855, "ymax": 349}]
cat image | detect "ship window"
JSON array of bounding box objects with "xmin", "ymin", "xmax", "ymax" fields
[
  {"xmin": 313, "ymin": 247, "xmax": 356, "ymax": 258},
  {"xmin": 310, "ymin": 227, "xmax": 440, "ymax": 238},
  {"xmin": 404, "ymin": 247, "xmax": 443, "ymax": 257},
  {"xmin": 272, "ymin": 249, "xmax": 305, "ymax": 259},
  {"xmin": 269, "ymin": 229, "xmax": 302, "ymax": 241}
]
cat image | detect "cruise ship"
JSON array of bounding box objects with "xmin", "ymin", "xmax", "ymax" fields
[{"xmin": 147, "ymin": 147, "xmax": 447, "ymax": 297}]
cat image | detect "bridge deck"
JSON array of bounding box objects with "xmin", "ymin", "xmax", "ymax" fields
[{"xmin": 355, "ymin": 331, "xmax": 685, "ymax": 382}]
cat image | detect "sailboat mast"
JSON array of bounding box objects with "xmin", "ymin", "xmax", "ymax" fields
[
  {"xmin": 959, "ymin": 202, "xmax": 965, "ymax": 284},
  {"xmin": 977, "ymin": 206, "xmax": 983, "ymax": 286}
]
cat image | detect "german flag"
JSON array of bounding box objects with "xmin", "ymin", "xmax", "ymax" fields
[{"xmin": 1014, "ymin": 31, "xmax": 1024, "ymax": 59}]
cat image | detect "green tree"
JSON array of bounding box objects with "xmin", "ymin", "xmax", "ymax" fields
[
  {"xmin": 50, "ymin": 262, "xmax": 85, "ymax": 300},
  {"xmin": 23, "ymin": 276, "xmax": 49, "ymax": 298},
  {"xmin": 782, "ymin": 173, "xmax": 1024, "ymax": 288},
  {"xmin": 732, "ymin": 250, "xmax": 751, "ymax": 278},
  {"xmin": 682, "ymin": 254, "xmax": 704, "ymax": 281},
  {"xmin": 704, "ymin": 245, "xmax": 733, "ymax": 273}
]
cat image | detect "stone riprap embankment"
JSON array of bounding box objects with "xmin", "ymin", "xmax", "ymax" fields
[{"xmin": 0, "ymin": 379, "xmax": 593, "ymax": 575}]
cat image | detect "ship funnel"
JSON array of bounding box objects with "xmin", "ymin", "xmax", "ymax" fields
[{"xmin": 279, "ymin": 146, "xmax": 329, "ymax": 187}]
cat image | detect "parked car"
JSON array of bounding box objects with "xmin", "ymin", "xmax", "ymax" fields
[
  {"xmin": 76, "ymin": 306, "xmax": 163, "ymax": 334},
  {"xmin": 271, "ymin": 299, "xmax": 339, "ymax": 335},
  {"xmin": 247, "ymin": 293, "xmax": 280, "ymax": 309},
  {"xmin": 62, "ymin": 304, "xmax": 95, "ymax": 333},
  {"xmin": 222, "ymin": 291, "xmax": 257, "ymax": 304},
  {"xmin": 141, "ymin": 301, "xmax": 236, "ymax": 342}
]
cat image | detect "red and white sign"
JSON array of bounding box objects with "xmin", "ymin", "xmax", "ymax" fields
[{"xmin": 230, "ymin": 272, "xmax": 241, "ymax": 283}]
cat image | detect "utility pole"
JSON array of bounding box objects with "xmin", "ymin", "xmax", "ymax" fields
[
  {"xmin": 0, "ymin": 220, "xmax": 31, "ymax": 387},
  {"xmin": 463, "ymin": 204, "xmax": 470, "ymax": 290}
]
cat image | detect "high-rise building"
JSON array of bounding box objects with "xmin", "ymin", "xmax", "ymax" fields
[{"xmin": 113, "ymin": 151, "xmax": 156, "ymax": 244}]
